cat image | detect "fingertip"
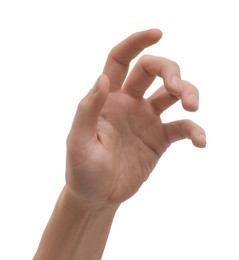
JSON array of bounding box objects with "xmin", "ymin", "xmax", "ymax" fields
[
  {"xmin": 167, "ymin": 75, "xmax": 183, "ymax": 95},
  {"xmin": 198, "ymin": 133, "xmax": 207, "ymax": 148},
  {"xmin": 99, "ymin": 73, "xmax": 110, "ymax": 87},
  {"xmin": 99, "ymin": 74, "xmax": 110, "ymax": 98},
  {"xmin": 147, "ymin": 28, "xmax": 163, "ymax": 42},
  {"xmin": 183, "ymin": 93, "xmax": 199, "ymax": 112},
  {"xmin": 180, "ymin": 81, "xmax": 200, "ymax": 112},
  {"xmin": 192, "ymin": 133, "xmax": 207, "ymax": 148},
  {"xmin": 92, "ymin": 74, "xmax": 110, "ymax": 95},
  {"xmin": 134, "ymin": 29, "xmax": 163, "ymax": 48}
]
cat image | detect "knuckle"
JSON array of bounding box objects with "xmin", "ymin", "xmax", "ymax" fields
[
  {"xmin": 182, "ymin": 80, "xmax": 200, "ymax": 96},
  {"xmin": 161, "ymin": 58, "xmax": 180, "ymax": 71},
  {"xmin": 168, "ymin": 59, "xmax": 180, "ymax": 71},
  {"xmin": 184, "ymin": 119, "xmax": 194, "ymax": 126},
  {"xmin": 137, "ymin": 54, "xmax": 153, "ymax": 65}
]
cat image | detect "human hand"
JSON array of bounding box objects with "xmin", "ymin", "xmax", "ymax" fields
[{"xmin": 65, "ymin": 29, "xmax": 206, "ymax": 207}]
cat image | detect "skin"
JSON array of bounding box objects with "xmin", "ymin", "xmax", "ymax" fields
[{"xmin": 33, "ymin": 29, "xmax": 206, "ymax": 260}]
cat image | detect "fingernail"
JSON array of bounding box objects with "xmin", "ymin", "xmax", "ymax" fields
[
  {"xmin": 170, "ymin": 75, "xmax": 183, "ymax": 90},
  {"xmin": 91, "ymin": 76, "xmax": 100, "ymax": 93},
  {"xmin": 187, "ymin": 93, "xmax": 199, "ymax": 108},
  {"xmin": 199, "ymin": 134, "xmax": 207, "ymax": 147}
]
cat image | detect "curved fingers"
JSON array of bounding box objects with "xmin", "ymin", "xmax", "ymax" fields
[
  {"xmin": 103, "ymin": 29, "xmax": 162, "ymax": 92},
  {"xmin": 123, "ymin": 55, "xmax": 183, "ymax": 99},
  {"xmin": 148, "ymin": 80, "xmax": 199, "ymax": 115},
  {"xmin": 180, "ymin": 81, "xmax": 199, "ymax": 111},
  {"xmin": 148, "ymin": 85, "xmax": 179, "ymax": 114},
  {"xmin": 164, "ymin": 119, "xmax": 206, "ymax": 148}
]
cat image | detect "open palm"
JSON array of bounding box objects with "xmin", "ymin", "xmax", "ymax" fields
[{"xmin": 66, "ymin": 29, "xmax": 206, "ymax": 206}]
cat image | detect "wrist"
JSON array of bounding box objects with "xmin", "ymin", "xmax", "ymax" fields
[
  {"xmin": 34, "ymin": 186, "xmax": 119, "ymax": 260},
  {"xmin": 63, "ymin": 184, "xmax": 120, "ymax": 212},
  {"xmin": 60, "ymin": 186, "xmax": 119, "ymax": 259}
]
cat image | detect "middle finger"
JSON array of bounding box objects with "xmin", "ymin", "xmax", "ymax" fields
[{"xmin": 122, "ymin": 55, "xmax": 183, "ymax": 98}]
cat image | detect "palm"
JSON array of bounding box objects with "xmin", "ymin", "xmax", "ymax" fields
[
  {"xmin": 66, "ymin": 91, "xmax": 168, "ymax": 205},
  {"xmin": 96, "ymin": 92, "xmax": 168, "ymax": 203}
]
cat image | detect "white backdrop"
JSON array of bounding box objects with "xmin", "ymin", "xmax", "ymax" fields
[{"xmin": 0, "ymin": 0, "xmax": 238, "ymax": 259}]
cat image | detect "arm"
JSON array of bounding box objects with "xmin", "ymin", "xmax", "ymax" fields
[
  {"xmin": 33, "ymin": 29, "xmax": 206, "ymax": 260},
  {"xmin": 33, "ymin": 187, "xmax": 118, "ymax": 260}
]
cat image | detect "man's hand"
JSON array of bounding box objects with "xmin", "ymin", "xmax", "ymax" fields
[
  {"xmin": 34, "ymin": 29, "xmax": 207, "ymax": 260},
  {"xmin": 65, "ymin": 29, "xmax": 206, "ymax": 206}
]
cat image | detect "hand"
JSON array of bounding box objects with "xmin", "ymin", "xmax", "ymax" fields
[{"xmin": 65, "ymin": 29, "xmax": 206, "ymax": 206}]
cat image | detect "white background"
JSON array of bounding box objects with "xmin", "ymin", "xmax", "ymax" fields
[{"xmin": 0, "ymin": 0, "xmax": 238, "ymax": 259}]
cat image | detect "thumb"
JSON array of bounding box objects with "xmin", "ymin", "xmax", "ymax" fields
[{"xmin": 71, "ymin": 74, "xmax": 110, "ymax": 142}]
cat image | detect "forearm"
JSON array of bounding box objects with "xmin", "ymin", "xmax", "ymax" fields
[{"xmin": 33, "ymin": 186, "xmax": 118, "ymax": 260}]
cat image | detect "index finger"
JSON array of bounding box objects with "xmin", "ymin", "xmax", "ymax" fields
[{"xmin": 103, "ymin": 29, "xmax": 162, "ymax": 91}]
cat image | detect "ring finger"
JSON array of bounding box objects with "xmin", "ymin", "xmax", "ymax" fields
[{"xmin": 148, "ymin": 80, "xmax": 199, "ymax": 115}]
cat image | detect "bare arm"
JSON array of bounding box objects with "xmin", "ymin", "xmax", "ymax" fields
[{"xmin": 33, "ymin": 187, "xmax": 118, "ymax": 260}]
